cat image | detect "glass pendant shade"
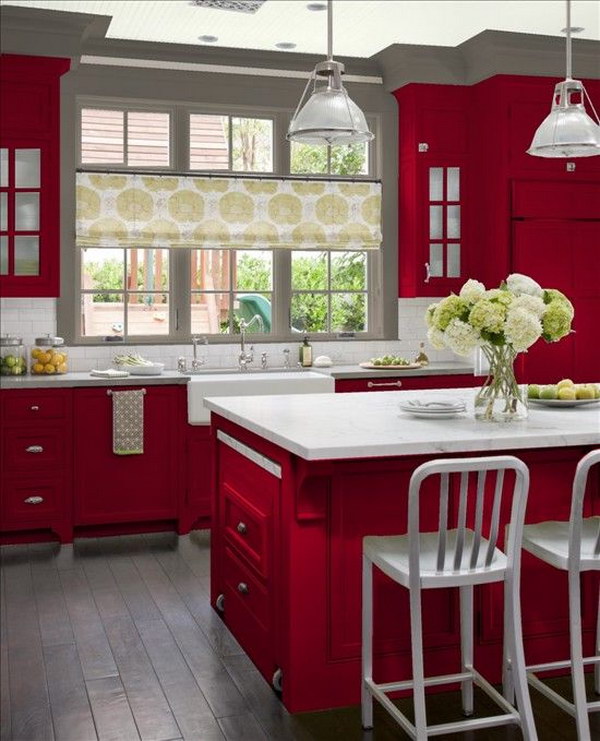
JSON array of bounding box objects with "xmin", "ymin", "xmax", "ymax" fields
[
  {"xmin": 528, "ymin": 79, "xmax": 600, "ymax": 157},
  {"xmin": 287, "ymin": 80, "xmax": 373, "ymax": 146}
]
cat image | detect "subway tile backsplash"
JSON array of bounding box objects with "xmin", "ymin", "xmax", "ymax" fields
[{"xmin": 1, "ymin": 297, "xmax": 456, "ymax": 371}]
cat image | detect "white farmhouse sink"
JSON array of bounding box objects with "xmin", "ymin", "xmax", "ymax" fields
[{"xmin": 187, "ymin": 370, "xmax": 335, "ymax": 424}]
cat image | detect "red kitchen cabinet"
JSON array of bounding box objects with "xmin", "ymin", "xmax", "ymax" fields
[
  {"xmin": 0, "ymin": 54, "xmax": 70, "ymax": 297},
  {"xmin": 0, "ymin": 388, "xmax": 72, "ymax": 542},
  {"xmin": 396, "ymin": 84, "xmax": 471, "ymax": 297},
  {"xmin": 180, "ymin": 424, "xmax": 212, "ymax": 533},
  {"xmin": 512, "ymin": 216, "xmax": 600, "ymax": 384},
  {"xmin": 73, "ymin": 385, "xmax": 184, "ymax": 527},
  {"xmin": 335, "ymin": 373, "xmax": 474, "ymax": 393}
]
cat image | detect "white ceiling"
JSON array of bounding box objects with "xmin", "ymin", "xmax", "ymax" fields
[{"xmin": 2, "ymin": 0, "xmax": 599, "ymax": 57}]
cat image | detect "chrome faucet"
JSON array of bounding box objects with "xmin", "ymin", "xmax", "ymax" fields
[
  {"xmin": 238, "ymin": 315, "xmax": 263, "ymax": 371},
  {"xmin": 192, "ymin": 335, "xmax": 208, "ymax": 371}
]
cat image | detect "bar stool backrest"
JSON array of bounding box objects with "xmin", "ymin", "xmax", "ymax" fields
[
  {"xmin": 568, "ymin": 449, "xmax": 600, "ymax": 571},
  {"xmin": 407, "ymin": 456, "xmax": 530, "ymax": 583}
]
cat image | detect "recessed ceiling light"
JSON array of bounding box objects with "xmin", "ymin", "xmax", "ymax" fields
[
  {"xmin": 198, "ymin": 35, "xmax": 219, "ymax": 42},
  {"xmin": 306, "ymin": 3, "xmax": 327, "ymax": 10},
  {"xmin": 275, "ymin": 42, "xmax": 297, "ymax": 50}
]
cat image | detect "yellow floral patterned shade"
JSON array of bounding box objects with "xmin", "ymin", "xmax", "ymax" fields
[{"xmin": 76, "ymin": 173, "xmax": 381, "ymax": 250}]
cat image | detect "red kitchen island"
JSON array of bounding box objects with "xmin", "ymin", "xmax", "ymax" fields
[{"xmin": 205, "ymin": 388, "xmax": 600, "ymax": 713}]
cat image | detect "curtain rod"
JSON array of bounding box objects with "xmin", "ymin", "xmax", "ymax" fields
[{"xmin": 76, "ymin": 168, "xmax": 381, "ymax": 184}]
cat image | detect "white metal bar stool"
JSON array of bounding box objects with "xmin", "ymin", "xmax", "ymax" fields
[
  {"xmin": 521, "ymin": 448, "xmax": 600, "ymax": 741},
  {"xmin": 361, "ymin": 455, "xmax": 537, "ymax": 740}
]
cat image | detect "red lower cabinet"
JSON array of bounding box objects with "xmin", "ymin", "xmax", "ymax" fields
[
  {"xmin": 0, "ymin": 388, "xmax": 72, "ymax": 542},
  {"xmin": 73, "ymin": 385, "xmax": 184, "ymax": 527},
  {"xmin": 180, "ymin": 424, "xmax": 212, "ymax": 533}
]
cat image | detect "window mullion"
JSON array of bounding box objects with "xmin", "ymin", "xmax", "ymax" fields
[
  {"xmin": 173, "ymin": 248, "xmax": 191, "ymax": 341},
  {"xmin": 273, "ymin": 250, "xmax": 290, "ymax": 336}
]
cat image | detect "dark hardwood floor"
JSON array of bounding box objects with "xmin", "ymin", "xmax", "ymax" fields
[{"xmin": 1, "ymin": 531, "xmax": 597, "ymax": 741}]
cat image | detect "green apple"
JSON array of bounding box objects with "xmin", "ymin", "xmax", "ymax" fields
[
  {"xmin": 576, "ymin": 385, "xmax": 595, "ymax": 400},
  {"xmin": 557, "ymin": 378, "xmax": 574, "ymax": 390},
  {"xmin": 527, "ymin": 384, "xmax": 541, "ymax": 399},
  {"xmin": 3, "ymin": 355, "xmax": 16, "ymax": 368},
  {"xmin": 539, "ymin": 385, "xmax": 558, "ymax": 400},
  {"xmin": 558, "ymin": 386, "xmax": 577, "ymax": 401}
]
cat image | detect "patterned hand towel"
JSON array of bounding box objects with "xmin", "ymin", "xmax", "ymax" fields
[{"xmin": 112, "ymin": 389, "xmax": 144, "ymax": 455}]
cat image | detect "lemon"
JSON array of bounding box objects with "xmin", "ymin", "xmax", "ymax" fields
[
  {"xmin": 57, "ymin": 362, "xmax": 68, "ymax": 373},
  {"xmin": 31, "ymin": 348, "xmax": 40, "ymax": 359},
  {"xmin": 32, "ymin": 363, "xmax": 44, "ymax": 374},
  {"xmin": 51, "ymin": 352, "xmax": 64, "ymax": 366},
  {"xmin": 44, "ymin": 363, "xmax": 56, "ymax": 374}
]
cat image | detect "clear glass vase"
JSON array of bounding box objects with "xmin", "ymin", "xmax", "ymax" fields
[{"xmin": 474, "ymin": 345, "xmax": 528, "ymax": 422}]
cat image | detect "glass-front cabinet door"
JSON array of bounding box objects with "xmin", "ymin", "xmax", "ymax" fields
[
  {"xmin": 0, "ymin": 140, "xmax": 58, "ymax": 296},
  {"xmin": 0, "ymin": 147, "xmax": 41, "ymax": 279}
]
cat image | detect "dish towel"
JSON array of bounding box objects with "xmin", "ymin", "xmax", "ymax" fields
[{"xmin": 112, "ymin": 389, "xmax": 144, "ymax": 455}]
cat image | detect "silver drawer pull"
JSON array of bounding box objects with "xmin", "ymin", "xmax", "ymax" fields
[
  {"xmin": 30, "ymin": 405, "xmax": 40, "ymax": 411},
  {"xmin": 367, "ymin": 381, "xmax": 402, "ymax": 389},
  {"xmin": 236, "ymin": 522, "xmax": 247, "ymax": 535},
  {"xmin": 24, "ymin": 496, "xmax": 44, "ymax": 505},
  {"xmin": 237, "ymin": 582, "xmax": 249, "ymax": 595},
  {"xmin": 25, "ymin": 445, "xmax": 44, "ymax": 453}
]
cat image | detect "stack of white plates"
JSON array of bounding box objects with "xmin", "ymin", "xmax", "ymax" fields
[{"xmin": 399, "ymin": 398, "xmax": 466, "ymax": 419}]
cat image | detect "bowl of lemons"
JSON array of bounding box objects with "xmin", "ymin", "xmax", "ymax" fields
[{"xmin": 528, "ymin": 378, "xmax": 600, "ymax": 407}]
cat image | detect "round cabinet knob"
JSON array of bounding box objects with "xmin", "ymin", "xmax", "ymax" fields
[
  {"xmin": 30, "ymin": 405, "xmax": 40, "ymax": 411},
  {"xmin": 24, "ymin": 496, "xmax": 44, "ymax": 505},
  {"xmin": 25, "ymin": 445, "xmax": 44, "ymax": 454},
  {"xmin": 237, "ymin": 582, "xmax": 249, "ymax": 595},
  {"xmin": 236, "ymin": 521, "xmax": 247, "ymax": 535}
]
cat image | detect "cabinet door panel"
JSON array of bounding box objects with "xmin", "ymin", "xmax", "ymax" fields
[{"xmin": 73, "ymin": 386, "xmax": 179, "ymax": 524}]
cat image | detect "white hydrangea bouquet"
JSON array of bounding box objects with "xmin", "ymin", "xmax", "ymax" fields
[{"xmin": 425, "ymin": 273, "xmax": 574, "ymax": 421}]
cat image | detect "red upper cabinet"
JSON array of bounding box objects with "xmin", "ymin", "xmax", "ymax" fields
[
  {"xmin": 0, "ymin": 54, "xmax": 70, "ymax": 297},
  {"xmin": 396, "ymin": 84, "xmax": 471, "ymax": 297}
]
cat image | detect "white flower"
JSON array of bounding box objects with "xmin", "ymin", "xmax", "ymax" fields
[
  {"xmin": 511, "ymin": 294, "xmax": 546, "ymax": 319},
  {"xmin": 427, "ymin": 326, "xmax": 446, "ymax": 350},
  {"xmin": 459, "ymin": 279, "xmax": 486, "ymax": 304},
  {"xmin": 505, "ymin": 307, "xmax": 542, "ymax": 351},
  {"xmin": 444, "ymin": 318, "xmax": 480, "ymax": 356},
  {"xmin": 506, "ymin": 273, "xmax": 543, "ymax": 298}
]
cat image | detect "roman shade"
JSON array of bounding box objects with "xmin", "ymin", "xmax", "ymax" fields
[{"xmin": 75, "ymin": 172, "xmax": 381, "ymax": 250}]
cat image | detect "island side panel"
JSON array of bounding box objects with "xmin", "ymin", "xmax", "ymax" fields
[{"xmin": 210, "ymin": 415, "xmax": 599, "ymax": 713}]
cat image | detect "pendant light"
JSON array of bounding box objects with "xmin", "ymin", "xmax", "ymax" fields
[
  {"xmin": 527, "ymin": 0, "xmax": 600, "ymax": 158},
  {"xmin": 287, "ymin": 0, "xmax": 374, "ymax": 146}
]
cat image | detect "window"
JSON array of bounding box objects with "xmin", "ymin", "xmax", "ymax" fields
[
  {"xmin": 72, "ymin": 101, "xmax": 379, "ymax": 343},
  {"xmin": 190, "ymin": 114, "xmax": 273, "ymax": 172},
  {"xmin": 80, "ymin": 248, "xmax": 169, "ymax": 338},
  {"xmin": 290, "ymin": 141, "xmax": 369, "ymax": 176},
  {"xmin": 291, "ymin": 251, "xmax": 367, "ymax": 333},
  {"xmin": 81, "ymin": 108, "xmax": 171, "ymax": 167}
]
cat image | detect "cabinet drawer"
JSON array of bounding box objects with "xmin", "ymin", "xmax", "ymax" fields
[
  {"xmin": 1, "ymin": 476, "xmax": 63, "ymax": 527},
  {"xmin": 224, "ymin": 487, "xmax": 270, "ymax": 579},
  {"xmin": 223, "ymin": 545, "xmax": 269, "ymax": 631},
  {"xmin": 219, "ymin": 440, "xmax": 277, "ymax": 516},
  {"xmin": 1, "ymin": 426, "xmax": 67, "ymax": 472},
  {"xmin": 1, "ymin": 390, "xmax": 70, "ymax": 423},
  {"xmin": 335, "ymin": 374, "xmax": 474, "ymax": 393}
]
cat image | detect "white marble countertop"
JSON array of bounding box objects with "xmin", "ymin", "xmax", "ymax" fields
[
  {"xmin": 205, "ymin": 387, "xmax": 600, "ymax": 461},
  {"xmin": 0, "ymin": 370, "xmax": 188, "ymax": 389},
  {"xmin": 315, "ymin": 361, "xmax": 473, "ymax": 379}
]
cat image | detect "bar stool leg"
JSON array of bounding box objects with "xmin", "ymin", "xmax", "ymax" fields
[
  {"xmin": 505, "ymin": 571, "xmax": 538, "ymax": 741},
  {"xmin": 595, "ymin": 589, "xmax": 600, "ymax": 695},
  {"xmin": 569, "ymin": 570, "xmax": 592, "ymax": 741},
  {"xmin": 361, "ymin": 555, "xmax": 374, "ymax": 730},
  {"xmin": 459, "ymin": 585, "xmax": 474, "ymax": 716},
  {"xmin": 409, "ymin": 584, "xmax": 428, "ymax": 739}
]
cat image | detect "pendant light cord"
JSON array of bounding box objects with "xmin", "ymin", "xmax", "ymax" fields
[
  {"xmin": 327, "ymin": 0, "xmax": 333, "ymax": 61},
  {"xmin": 565, "ymin": 0, "xmax": 572, "ymax": 80}
]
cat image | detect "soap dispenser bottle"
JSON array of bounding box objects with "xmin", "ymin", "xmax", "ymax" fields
[{"xmin": 299, "ymin": 336, "xmax": 313, "ymax": 367}]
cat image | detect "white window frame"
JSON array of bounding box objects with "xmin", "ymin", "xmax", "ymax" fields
[{"xmin": 71, "ymin": 97, "xmax": 382, "ymax": 345}]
